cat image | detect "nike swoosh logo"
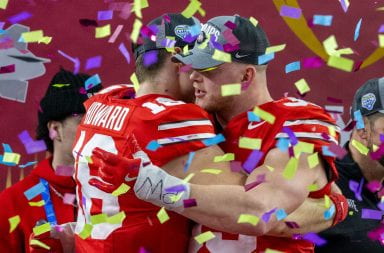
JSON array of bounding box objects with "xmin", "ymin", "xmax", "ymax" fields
[
  {"xmin": 248, "ymin": 121, "xmax": 266, "ymax": 130},
  {"xmin": 235, "ymin": 52, "xmax": 251, "ymax": 58}
]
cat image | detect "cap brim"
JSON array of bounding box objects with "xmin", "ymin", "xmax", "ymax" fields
[{"xmin": 172, "ymin": 47, "xmax": 224, "ymax": 70}]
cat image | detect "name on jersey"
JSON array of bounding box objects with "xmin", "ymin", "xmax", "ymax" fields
[{"xmin": 83, "ymin": 102, "xmax": 129, "ymax": 131}]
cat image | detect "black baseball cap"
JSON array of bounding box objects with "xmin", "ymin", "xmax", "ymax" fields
[
  {"xmin": 352, "ymin": 77, "xmax": 384, "ymax": 119},
  {"xmin": 172, "ymin": 15, "xmax": 270, "ymax": 70},
  {"xmin": 132, "ymin": 13, "xmax": 201, "ymax": 59}
]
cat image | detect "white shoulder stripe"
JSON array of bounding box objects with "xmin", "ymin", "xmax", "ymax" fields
[
  {"xmin": 157, "ymin": 133, "xmax": 216, "ymax": 145},
  {"xmin": 283, "ymin": 120, "xmax": 341, "ymax": 132},
  {"xmin": 275, "ymin": 132, "xmax": 338, "ymax": 144},
  {"xmin": 98, "ymin": 84, "xmax": 133, "ymax": 94},
  {"xmin": 158, "ymin": 119, "xmax": 213, "ymax": 131}
]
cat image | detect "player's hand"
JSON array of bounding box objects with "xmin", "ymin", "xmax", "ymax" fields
[
  {"xmin": 88, "ymin": 147, "xmax": 141, "ymax": 193},
  {"xmin": 29, "ymin": 230, "xmax": 63, "ymax": 253}
]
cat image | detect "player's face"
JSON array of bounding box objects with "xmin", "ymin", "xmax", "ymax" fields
[
  {"xmin": 178, "ymin": 65, "xmax": 195, "ymax": 103},
  {"xmin": 60, "ymin": 114, "xmax": 83, "ymax": 163},
  {"xmin": 366, "ymin": 115, "xmax": 384, "ymax": 167},
  {"xmin": 190, "ymin": 63, "xmax": 241, "ymax": 113}
]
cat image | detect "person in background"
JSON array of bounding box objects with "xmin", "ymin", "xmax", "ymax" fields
[
  {"xmin": 0, "ymin": 68, "xmax": 102, "ymax": 252},
  {"xmin": 317, "ymin": 77, "xmax": 384, "ymax": 253}
]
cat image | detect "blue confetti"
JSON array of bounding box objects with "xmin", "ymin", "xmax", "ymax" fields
[
  {"xmin": 354, "ymin": 110, "xmax": 365, "ymax": 129},
  {"xmin": 19, "ymin": 161, "xmax": 37, "ymax": 168},
  {"xmin": 146, "ymin": 140, "xmax": 161, "ymax": 151},
  {"xmin": 247, "ymin": 111, "xmax": 260, "ymax": 122},
  {"xmin": 285, "ymin": 61, "xmax": 300, "ymax": 73},
  {"xmin": 354, "ymin": 18, "xmax": 362, "ymax": 41},
  {"xmin": 324, "ymin": 204, "xmax": 335, "ymax": 220},
  {"xmin": 275, "ymin": 208, "xmax": 287, "ymax": 221},
  {"xmin": 183, "ymin": 152, "xmax": 195, "ymax": 172},
  {"xmin": 322, "ymin": 146, "xmax": 336, "ymax": 157},
  {"xmin": 203, "ymin": 134, "xmax": 225, "ymax": 146},
  {"xmin": 85, "ymin": 74, "xmax": 102, "ymax": 90},
  {"xmin": 258, "ymin": 53, "xmax": 275, "ymax": 65},
  {"xmin": 313, "ymin": 15, "xmax": 333, "ymax": 26},
  {"xmin": 276, "ymin": 138, "xmax": 290, "ymax": 151},
  {"xmin": 24, "ymin": 182, "xmax": 45, "ymax": 200}
]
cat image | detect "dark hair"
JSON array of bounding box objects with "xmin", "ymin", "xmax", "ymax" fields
[{"xmin": 135, "ymin": 49, "xmax": 169, "ymax": 83}]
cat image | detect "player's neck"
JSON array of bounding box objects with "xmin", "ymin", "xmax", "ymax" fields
[
  {"xmin": 136, "ymin": 81, "xmax": 177, "ymax": 98},
  {"xmin": 51, "ymin": 149, "xmax": 74, "ymax": 172},
  {"xmin": 216, "ymin": 85, "xmax": 273, "ymax": 127}
]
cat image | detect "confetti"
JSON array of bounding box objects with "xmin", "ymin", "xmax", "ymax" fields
[
  {"xmin": 8, "ymin": 11, "xmax": 32, "ymax": 24},
  {"xmin": 285, "ymin": 61, "xmax": 300, "ymax": 73},
  {"xmin": 200, "ymin": 169, "xmax": 222, "ymax": 175},
  {"xmin": 90, "ymin": 213, "xmax": 107, "ymax": 225},
  {"xmin": 354, "ymin": 18, "xmax": 362, "ymax": 41},
  {"xmin": 56, "ymin": 165, "xmax": 74, "ymax": 176},
  {"xmin": 57, "ymin": 50, "xmax": 80, "ymax": 74},
  {"xmin": 313, "ymin": 15, "xmax": 333, "ymax": 26},
  {"xmin": 247, "ymin": 111, "xmax": 260, "ymax": 122},
  {"xmin": 324, "ymin": 204, "xmax": 335, "ymax": 220},
  {"xmin": 165, "ymin": 184, "xmax": 187, "ymax": 193},
  {"xmin": 249, "ymin": 17, "xmax": 258, "ymax": 26},
  {"xmin": 243, "ymin": 150, "xmax": 263, "ymax": 174},
  {"xmin": 30, "ymin": 239, "xmax": 50, "ymax": 250},
  {"xmin": 146, "ymin": 140, "xmax": 161, "ymax": 151},
  {"xmin": 85, "ymin": 74, "xmax": 101, "ymax": 90},
  {"xmin": 379, "ymin": 35, "xmax": 384, "ymax": 48},
  {"xmin": 203, "ymin": 134, "xmax": 225, "ymax": 146},
  {"xmin": 361, "ymin": 209, "xmax": 383, "ymax": 220},
  {"xmin": 258, "ymin": 53, "xmax": 274, "ymax": 64},
  {"xmin": 33, "ymin": 222, "xmax": 51, "ymax": 236},
  {"xmin": 85, "ymin": 56, "xmax": 102, "ymax": 70},
  {"xmin": 239, "ymin": 137, "xmax": 261, "ymax": 150},
  {"xmin": 21, "ymin": 30, "xmax": 44, "ymax": 43},
  {"xmin": 276, "ymin": 138, "xmax": 289, "ymax": 151},
  {"xmin": 107, "ymin": 211, "xmax": 126, "ymax": 224},
  {"xmin": 95, "ymin": 24, "xmax": 111, "ymax": 38},
  {"xmin": 19, "ymin": 161, "xmax": 37, "ymax": 168},
  {"xmin": 244, "ymin": 174, "xmax": 266, "ymax": 191},
  {"xmin": 339, "ymin": 0, "xmax": 350, "ymax": 12},
  {"xmin": 2, "ymin": 152, "xmax": 20, "ymax": 164},
  {"xmin": 63, "ymin": 193, "xmax": 76, "ymax": 205},
  {"xmin": 9, "ymin": 215, "xmax": 20, "ymax": 233},
  {"xmin": 283, "ymin": 127, "xmax": 298, "ymax": 146},
  {"xmin": 108, "ymin": 24, "xmax": 124, "ymax": 43},
  {"xmin": 29, "ymin": 200, "xmax": 45, "ymax": 207},
  {"xmin": 302, "ymin": 57, "xmax": 324, "ymax": 68},
  {"xmin": 24, "ymin": 182, "xmax": 45, "ymax": 200},
  {"xmin": 98, "ymin": 10, "xmax": 113, "ymax": 21},
  {"xmin": 130, "ymin": 73, "xmax": 140, "ymax": 92},
  {"xmin": 181, "ymin": 0, "xmax": 202, "ymax": 18},
  {"xmin": 183, "ymin": 198, "xmax": 197, "ymax": 208},
  {"xmin": 111, "ymin": 183, "xmax": 130, "ymax": 196},
  {"xmin": 351, "ymin": 139, "xmax": 369, "ymax": 155},
  {"xmin": 183, "ymin": 152, "xmax": 195, "ymax": 172},
  {"xmin": 366, "ymin": 180, "xmax": 382, "ymax": 193},
  {"xmin": 221, "ymin": 83, "xmax": 241, "ymax": 96},
  {"xmin": 283, "ymin": 157, "xmax": 298, "ymax": 179},
  {"xmin": 212, "ymin": 49, "xmax": 231, "ymax": 62},
  {"xmin": 194, "ymin": 231, "xmax": 215, "ymax": 244},
  {"xmin": 328, "ymin": 143, "xmax": 347, "ymax": 159},
  {"xmin": 280, "ymin": 5, "xmax": 302, "ymax": 19},
  {"xmin": 294, "ymin": 78, "xmax": 310, "ymax": 95},
  {"xmin": 230, "ymin": 161, "xmax": 243, "ymax": 172},
  {"xmin": 0, "ymin": 0, "xmax": 9, "ymax": 9},
  {"xmin": 308, "ymin": 184, "xmax": 318, "ymax": 192},
  {"xmin": 143, "ymin": 50, "xmax": 158, "ymax": 67},
  {"xmin": 327, "ymin": 55, "xmax": 354, "ymax": 72},
  {"xmin": 303, "ymin": 233, "xmax": 327, "ymax": 246},
  {"xmin": 214, "ymin": 153, "xmax": 234, "ymax": 162},
  {"xmin": 0, "ymin": 64, "xmax": 15, "ymax": 74},
  {"xmin": 157, "ymin": 207, "xmax": 169, "ymax": 224},
  {"xmin": 307, "ymin": 152, "xmax": 319, "ymax": 168},
  {"xmin": 253, "ymin": 107, "xmax": 275, "ymax": 124},
  {"xmin": 78, "ymin": 224, "xmax": 93, "ymax": 239},
  {"xmin": 349, "ymin": 178, "xmax": 364, "ymax": 201},
  {"xmin": 275, "ymin": 208, "xmax": 288, "ymax": 221},
  {"xmin": 79, "ymin": 19, "xmax": 98, "ymax": 27},
  {"xmin": 266, "ymin": 44, "xmax": 286, "ymax": 54},
  {"xmin": 378, "ymin": 24, "xmax": 384, "ymax": 33},
  {"xmin": 237, "ymin": 214, "xmax": 260, "ymax": 226},
  {"xmin": 130, "ymin": 19, "xmax": 143, "ymax": 43}
]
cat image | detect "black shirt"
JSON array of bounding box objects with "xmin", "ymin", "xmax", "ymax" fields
[{"xmin": 315, "ymin": 142, "xmax": 383, "ymax": 253}]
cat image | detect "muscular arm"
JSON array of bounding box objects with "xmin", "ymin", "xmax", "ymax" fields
[{"xmin": 173, "ymin": 148, "xmax": 328, "ymax": 236}]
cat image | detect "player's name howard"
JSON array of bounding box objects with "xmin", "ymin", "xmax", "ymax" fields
[{"xmin": 83, "ymin": 101, "xmax": 129, "ymax": 131}]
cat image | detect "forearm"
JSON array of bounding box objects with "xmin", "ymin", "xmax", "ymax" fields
[
  {"xmin": 179, "ymin": 184, "xmax": 269, "ymax": 236},
  {"xmin": 267, "ymin": 198, "xmax": 331, "ymax": 237}
]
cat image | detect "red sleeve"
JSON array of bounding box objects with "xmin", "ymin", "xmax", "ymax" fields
[{"xmin": 135, "ymin": 101, "xmax": 215, "ymax": 167}]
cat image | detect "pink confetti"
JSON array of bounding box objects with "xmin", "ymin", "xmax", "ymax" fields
[
  {"xmin": 108, "ymin": 24, "xmax": 124, "ymax": 43},
  {"xmin": 56, "ymin": 165, "xmax": 74, "ymax": 177},
  {"xmin": 179, "ymin": 64, "xmax": 192, "ymax": 73},
  {"xmin": 328, "ymin": 143, "xmax": 347, "ymax": 159},
  {"xmin": 366, "ymin": 180, "xmax": 382, "ymax": 193},
  {"xmin": 224, "ymin": 21, "xmax": 236, "ymax": 29},
  {"xmin": 63, "ymin": 193, "xmax": 76, "ymax": 205},
  {"xmin": 183, "ymin": 199, "xmax": 197, "ymax": 208},
  {"xmin": 0, "ymin": 64, "xmax": 15, "ymax": 74},
  {"xmin": 302, "ymin": 56, "xmax": 324, "ymax": 68},
  {"xmin": 244, "ymin": 174, "xmax": 266, "ymax": 192},
  {"xmin": 222, "ymin": 29, "xmax": 239, "ymax": 46},
  {"xmin": 230, "ymin": 161, "xmax": 243, "ymax": 172},
  {"xmin": 163, "ymin": 15, "xmax": 171, "ymax": 23}
]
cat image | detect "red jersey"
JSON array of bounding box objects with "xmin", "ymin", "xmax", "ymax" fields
[
  {"xmin": 190, "ymin": 97, "xmax": 340, "ymax": 253},
  {"xmin": 73, "ymin": 85, "xmax": 216, "ymax": 253},
  {"xmin": 0, "ymin": 158, "xmax": 76, "ymax": 252}
]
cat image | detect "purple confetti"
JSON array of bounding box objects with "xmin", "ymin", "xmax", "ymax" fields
[
  {"xmin": 183, "ymin": 198, "xmax": 197, "ymax": 208},
  {"xmin": 98, "ymin": 10, "xmax": 113, "ymax": 21},
  {"xmin": 303, "ymin": 233, "xmax": 327, "ymax": 246},
  {"xmin": 223, "ymin": 43, "xmax": 240, "ymax": 52},
  {"xmin": 0, "ymin": 22, "xmax": 5, "ymax": 30},
  {"xmin": 243, "ymin": 150, "xmax": 263, "ymax": 174},
  {"xmin": 24, "ymin": 140, "xmax": 47, "ymax": 154},
  {"xmin": 285, "ymin": 221, "xmax": 300, "ymax": 229},
  {"xmin": 143, "ymin": 50, "xmax": 158, "ymax": 67},
  {"xmin": 303, "ymin": 56, "xmax": 324, "ymax": 68},
  {"xmin": 328, "ymin": 143, "xmax": 347, "ymax": 159},
  {"xmin": 138, "ymin": 247, "xmax": 151, "ymax": 253},
  {"xmin": 18, "ymin": 130, "xmax": 33, "ymax": 144},
  {"xmin": 209, "ymin": 35, "xmax": 223, "ymax": 51},
  {"xmin": 321, "ymin": 133, "xmax": 331, "ymax": 141},
  {"xmin": 244, "ymin": 174, "xmax": 266, "ymax": 192},
  {"xmin": 379, "ymin": 24, "xmax": 384, "ymax": 33},
  {"xmin": 380, "ymin": 134, "xmax": 384, "ymax": 143},
  {"xmin": 222, "ymin": 29, "xmax": 239, "ymax": 46},
  {"xmin": 118, "ymin": 42, "xmax": 131, "ymax": 64},
  {"xmin": 283, "ymin": 127, "xmax": 298, "ymax": 145},
  {"xmin": 140, "ymin": 25, "xmax": 156, "ymax": 39},
  {"xmin": 58, "ymin": 50, "xmax": 81, "ymax": 74},
  {"xmin": 349, "ymin": 178, "xmax": 364, "ymax": 201},
  {"xmin": 339, "ymin": 0, "xmax": 349, "ymax": 12},
  {"xmin": 224, "ymin": 21, "xmax": 236, "ymax": 29},
  {"xmin": 183, "ymin": 33, "xmax": 197, "ymax": 44},
  {"xmin": 56, "ymin": 165, "xmax": 75, "ymax": 177},
  {"xmin": 378, "ymin": 201, "xmax": 384, "ymax": 211},
  {"xmin": 0, "ymin": 64, "xmax": 15, "ymax": 74},
  {"xmin": 85, "ymin": 56, "xmax": 102, "ymax": 70},
  {"xmin": 165, "ymin": 184, "xmax": 187, "ymax": 193},
  {"xmin": 230, "ymin": 161, "xmax": 243, "ymax": 173},
  {"xmin": 361, "ymin": 209, "xmax": 384, "ymax": 220},
  {"xmin": 262, "ymin": 208, "xmax": 277, "ymax": 223},
  {"xmin": 366, "ymin": 180, "xmax": 382, "ymax": 193},
  {"xmin": 280, "ymin": 5, "xmax": 302, "ymax": 19},
  {"xmin": 8, "ymin": 11, "xmax": 33, "ymax": 24}
]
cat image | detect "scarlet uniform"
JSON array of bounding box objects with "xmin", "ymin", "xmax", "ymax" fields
[
  {"xmin": 73, "ymin": 85, "xmax": 216, "ymax": 252},
  {"xmin": 190, "ymin": 97, "xmax": 340, "ymax": 253}
]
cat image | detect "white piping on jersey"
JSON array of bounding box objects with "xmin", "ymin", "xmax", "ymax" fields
[
  {"xmin": 275, "ymin": 132, "xmax": 338, "ymax": 144},
  {"xmin": 157, "ymin": 133, "xmax": 216, "ymax": 145},
  {"xmin": 98, "ymin": 84, "xmax": 133, "ymax": 94},
  {"xmin": 158, "ymin": 119, "xmax": 213, "ymax": 131},
  {"xmin": 283, "ymin": 119, "xmax": 341, "ymax": 132}
]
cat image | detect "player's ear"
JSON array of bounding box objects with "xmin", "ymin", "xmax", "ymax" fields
[
  {"xmin": 241, "ymin": 65, "xmax": 256, "ymax": 84},
  {"xmin": 173, "ymin": 47, "xmax": 182, "ymax": 55}
]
